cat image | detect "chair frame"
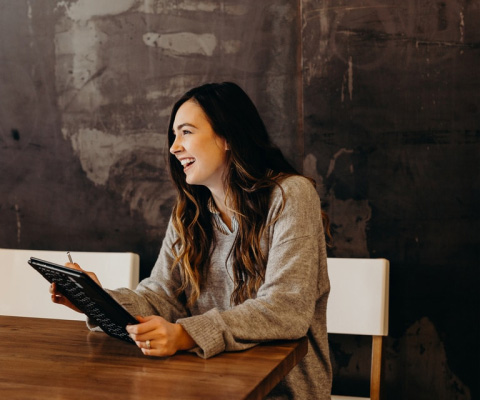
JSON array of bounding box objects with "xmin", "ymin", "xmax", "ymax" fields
[{"xmin": 370, "ymin": 335, "xmax": 383, "ymax": 400}]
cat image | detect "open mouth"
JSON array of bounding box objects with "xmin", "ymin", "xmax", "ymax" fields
[{"xmin": 180, "ymin": 158, "xmax": 196, "ymax": 170}]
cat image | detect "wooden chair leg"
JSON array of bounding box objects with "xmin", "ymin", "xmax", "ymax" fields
[{"xmin": 370, "ymin": 335, "xmax": 383, "ymax": 400}]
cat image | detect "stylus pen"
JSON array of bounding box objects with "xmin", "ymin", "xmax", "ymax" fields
[{"xmin": 67, "ymin": 252, "xmax": 73, "ymax": 263}]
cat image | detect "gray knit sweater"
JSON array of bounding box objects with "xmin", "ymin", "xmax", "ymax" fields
[{"xmin": 100, "ymin": 175, "xmax": 332, "ymax": 399}]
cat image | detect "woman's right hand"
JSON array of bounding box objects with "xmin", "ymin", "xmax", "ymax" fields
[{"xmin": 49, "ymin": 262, "xmax": 102, "ymax": 313}]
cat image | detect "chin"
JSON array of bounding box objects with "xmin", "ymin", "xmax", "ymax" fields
[{"xmin": 185, "ymin": 176, "xmax": 198, "ymax": 186}]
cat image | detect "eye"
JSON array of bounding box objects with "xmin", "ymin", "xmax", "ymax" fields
[{"xmin": 182, "ymin": 129, "xmax": 192, "ymax": 135}]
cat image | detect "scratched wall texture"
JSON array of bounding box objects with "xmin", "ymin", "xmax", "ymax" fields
[
  {"xmin": 0, "ymin": 1, "xmax": 478, "ymax": 399},
  {"xmin": 302, "ymin": 1, "xmax": 479, "ymax": 399},
  {"xmin": 0, "ymin": 0, "xmax": 300, "ymax": 277}
]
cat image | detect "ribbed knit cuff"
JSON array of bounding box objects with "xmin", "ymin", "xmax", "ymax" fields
[{"xmin": 177, "ymin": 309, "xmax": 226, "ymax": 359}]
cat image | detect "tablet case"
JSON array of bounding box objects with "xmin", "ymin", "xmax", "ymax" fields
[{"xmin": 28, "ymin": 257, "xmax": 138, "ymax": 343}]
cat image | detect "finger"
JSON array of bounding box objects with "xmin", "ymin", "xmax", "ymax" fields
[
  {"xmin": 140, "ymin": 344, "xmax": 175, "ymax": 357},
  {"xmin": 62, "ymin": 263, "xmax": 102, "ymax": 287},
  {"xmin": 51, "ymin": 293, "xmax": 82, "ymax": 313},
  {"xmin": 137, "ymin": 315, "xmax": 164, "ymax": 329},
  {"xmin": 51, "ymin": 293, "xmax": 67, "ymax": 305},
  {"xmin": 128, "ymin": 328, "xmax": 157, "ymax": 343},
  {"xmin": 51, "ymin": 294, "xmax": 62, "ymax": 303},
  {"xmin": 135, "ymin": 315, "xmax": 149, "ymax": 323},
  {"xmin": 141, "ymin": 348, "xmax": 158, "ymax": 357},
  {"xmin": 50, "ymin": 283, "xmax": 61, "ymax": 301},
  {"xmin": 64, "ymin": 262, "xmax": 82, "ymax": 271},
  {"xmin": 140, "ymin": 343, "xmax": 156, "ymax": 356},
  {"xmin": 50, "ymin": 283, "xmax": 64, "ymax": 299},
  {"xmin": 128, "ymin": 318, "xmax": 168, "ymax": 344},
  {"xmin": 49, "ymin": 283, "xmax": 56, "ymax": 294},
  {"xmin": 49, "ymin": 284, "xmax": 79, "ymax": 310},
  {"xmin": 126, "ymin": 316, "xmax": 160, "ymax": 335},
  {"xmin": 130, "ymin": 331, "xmax": 156, "ymax": 343},
  {"xmin": 137, "ymin": 315, "xmax": 156, "ymax": 323},
  {"xmin": 135, "ymin": 339, "xmax": 160, "ymax": 356},
  {"xmin": 135, "ymin": 339, "xmax": 153, "ymax": 350}
]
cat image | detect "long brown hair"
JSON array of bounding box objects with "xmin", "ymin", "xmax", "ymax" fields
[{"xmin": 167, "ymin": 82, "xmax": 328, "ymax": 306}]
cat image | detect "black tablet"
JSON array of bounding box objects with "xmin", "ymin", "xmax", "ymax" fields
[{"xmin": 28, "ymin": 257, "xmax": 138, "ymax": 343}]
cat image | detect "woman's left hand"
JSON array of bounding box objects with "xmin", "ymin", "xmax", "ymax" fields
[{"xmin": 126, "ymin": 315, "xmax": 196, "ymax": 357}]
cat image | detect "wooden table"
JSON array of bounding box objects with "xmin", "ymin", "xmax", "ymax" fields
[{"xmin": 0, "ymin": 315, "xmax": 307, "ymax": 400}]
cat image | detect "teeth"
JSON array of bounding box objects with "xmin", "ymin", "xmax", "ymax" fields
[{"xmin": 180, "ymin": 158, "xmax": 195, "ymax": 166}]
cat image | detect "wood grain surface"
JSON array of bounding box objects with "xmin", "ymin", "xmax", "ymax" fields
[{"xmin": 0, "ymin": 316, "xmax": 307, "ymax": 400}]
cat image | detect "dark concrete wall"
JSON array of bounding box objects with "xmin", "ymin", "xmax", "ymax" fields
[{"xmin": 0, "ymin": 1, "xmax": 478, "ymax": 399}]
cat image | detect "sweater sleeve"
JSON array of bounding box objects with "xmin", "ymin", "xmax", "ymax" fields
[
  {"xmin": 177, "ymin": 176, "xmax": 329, "ymax": 359},
  {"xmin": 92, "ymin": 218, "xmax": 190, "ymax": 325}
]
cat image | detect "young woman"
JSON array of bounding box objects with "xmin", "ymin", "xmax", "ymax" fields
[{"xmin": 51, "ymin": 82, "xmax": 332, "ymax": 399}]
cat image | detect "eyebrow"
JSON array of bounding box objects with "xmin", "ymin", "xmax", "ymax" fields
[{"xmin": 174, "ymin": 122, "xmax": 198, "ymax": 132}]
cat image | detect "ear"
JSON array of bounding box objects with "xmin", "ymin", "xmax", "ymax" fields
[{"xmin": 224, "ymin": 141, "xmax": 230, "ymax": 151}]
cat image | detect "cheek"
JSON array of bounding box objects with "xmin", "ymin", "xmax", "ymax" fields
[
  {"xmin": 213, "ymin": 148, "xmax": 228, "ymax": 165},
  {"xmin": 199, "ymin": 141, "xmax": 225, "ymax": 161}
]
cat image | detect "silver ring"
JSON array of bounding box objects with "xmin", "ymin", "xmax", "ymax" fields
[{"xmin": 146, "ymin": 340, "xmax": 151, "ymax": 349}]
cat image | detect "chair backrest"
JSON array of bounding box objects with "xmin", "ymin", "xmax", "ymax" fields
[
  {"xmin": 327, "ymin": 258, "xmax": 389, "ymax": 336},
  {"xmin": 0, "ymin": 249, "xmax": 140, "ymax": 321},
  {"xmin": 326, "ymin": 257, "xmax": 390, "ymax": 400}
]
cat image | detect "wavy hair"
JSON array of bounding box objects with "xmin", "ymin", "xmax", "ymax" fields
[{"xmin": 167, "ymin": 82, "xmax": 328, "ymax": 306}]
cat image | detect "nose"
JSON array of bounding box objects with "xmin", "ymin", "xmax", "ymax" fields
[{"xmin": 170, "ymin": 135, "xmax": 183, "ymax": 155}]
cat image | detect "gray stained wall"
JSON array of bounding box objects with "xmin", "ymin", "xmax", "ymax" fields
[{"xmin": 0, "ymin": 1, "xmax": 478, "ymax": 399}]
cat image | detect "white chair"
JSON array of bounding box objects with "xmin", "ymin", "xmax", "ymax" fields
[
  {"xmin": 327, "ymin": 258, "xmax": 390, "ymax": 400},
  {"xmin": 0, "ymin": 248, "xmax": 140, "ymax": 321}
]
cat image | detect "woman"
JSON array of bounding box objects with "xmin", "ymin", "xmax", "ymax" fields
[{"xmin": 51, "ymin": 82, "xmax": 332, "ymax": 399}]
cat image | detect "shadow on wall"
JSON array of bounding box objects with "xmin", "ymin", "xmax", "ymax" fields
[{"xmin": 330, "ymin": 317, "xmax": 471, "ymax": 399}]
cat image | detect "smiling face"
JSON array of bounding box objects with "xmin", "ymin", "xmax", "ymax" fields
[{"xmin": 170, "ymin": 100, "xmax": 229, "ymax": 193}]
